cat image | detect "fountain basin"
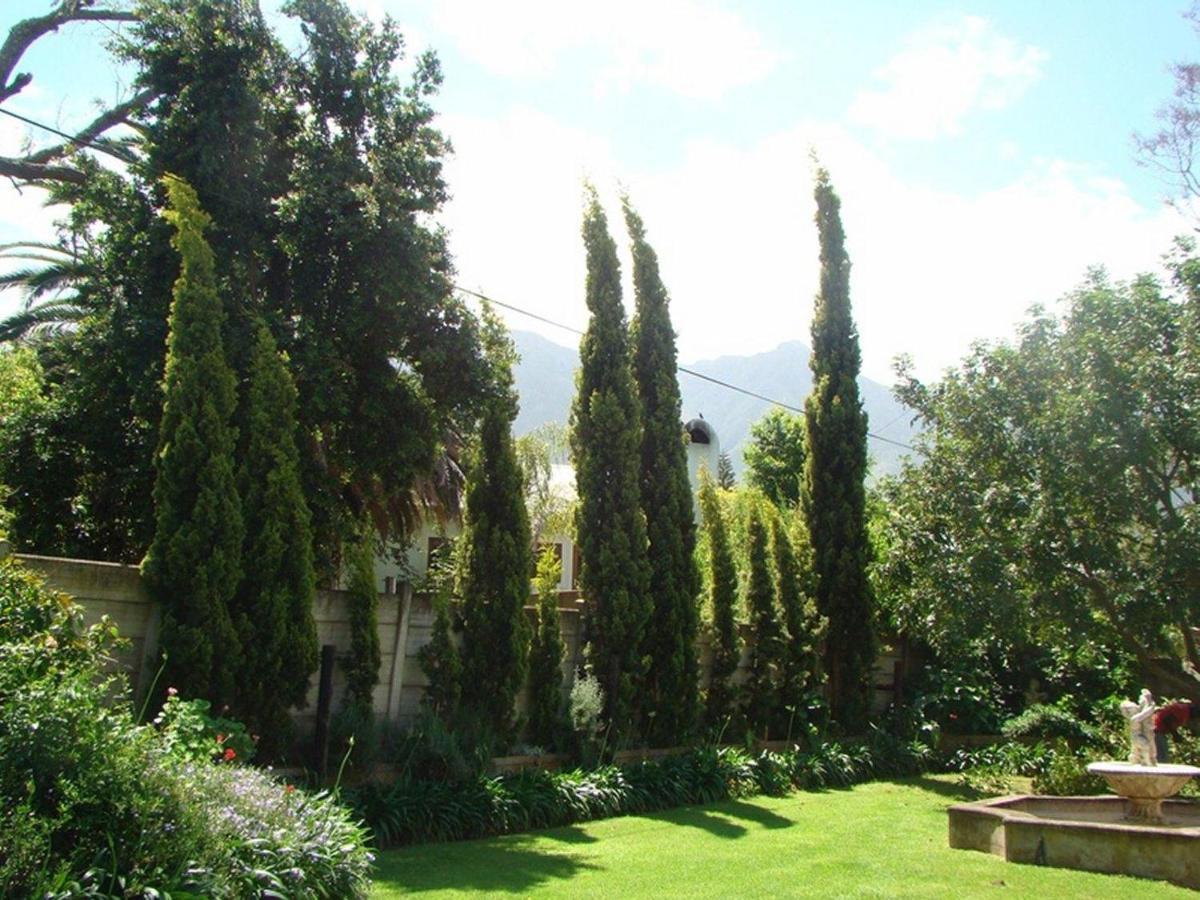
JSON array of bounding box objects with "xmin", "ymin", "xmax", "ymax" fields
[
  {"xmin": 949, "ymin": 794, "xmax": 1200, "ymax": 888},
  {"xmin": 1086, "ymin": 762, "xmax": 1200, "ymax": 823}
]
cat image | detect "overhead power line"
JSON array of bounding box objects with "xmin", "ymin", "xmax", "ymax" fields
[
  {"xmin": 0, "ymin": 106, "xmax": 135, "ymax": 164},
  {"xmin": 452, "ymin": 284, "xmax": 917, "ymax": 453},
  {"xmin": 1, "ymin": 109, "xmax": 916, "ymax": 454}
]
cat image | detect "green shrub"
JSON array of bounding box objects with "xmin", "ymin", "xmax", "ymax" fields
[
  {"xmin": 1002, "ymin": 704, "xmax": 1096, "ymax": 746},
  {"xmin": 0, "ymin": 558, "xmax": 372, "ymax": 898},
  {"xmin": 1031, "ymin": 742, "xmax": 1107, "ymax": 796},
  {"xmin": 154, "ymin": 691, "xmax": 256, "ymax": 764}
]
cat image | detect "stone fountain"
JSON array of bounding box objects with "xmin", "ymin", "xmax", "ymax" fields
[
  {"xmin": 949, "ymin": 689, "xmax": 1200, "ymax": 888},
  {"xmin": 1085, "ymin": 689, "xmax": 1200, "ymax": 824}
]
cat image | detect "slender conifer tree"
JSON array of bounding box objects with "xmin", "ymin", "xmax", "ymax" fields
[
  {"xmin": 624, "ymin": 196, "xmax": 700, "ymax": 746},
  {"xmin": 143, "ymin": 174, "xmax": 242, "ymax": 706},
  {"xmin": 459, "ymin": 314, "xmax": 532, "ymax": 742},
  {"xmin": 571, "ymin": 187, "xmax": 651, "ymax": 740},
  {"xmin": 802, "ymin": 166, "xmax": 875, "ymax": 725},
  {"xmin": 232, "ymin": 319, "xmax": 318, "ymax": 755},
  {"xmin": 742, "ymin": 499, "xmax": 783, "ymax": 739},
  {"xmin": 526, "ymin": 546, "xmax": 567, "ymax": 749},
  {"xmin": 770, "ymin": 514, "xmax": 825, "ymax": 737},
  {"xmin": 343, "ymin": 531, "xmax": 381, "ymax": 715},
  {"xmin": 698, "ymin": 470, "xmax": 739, "ymax": 731}
]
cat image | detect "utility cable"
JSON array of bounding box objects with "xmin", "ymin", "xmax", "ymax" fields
[{"xmin": 453, "ymin": 284, "xmax": 917, "ymax": 452}]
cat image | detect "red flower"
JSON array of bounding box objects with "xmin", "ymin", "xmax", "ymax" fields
[
  {"xmin": 223, "ymin": 748, "xmax": 236, "ymax": 761},
  {"xmin": 285, "ymin": 784, "xmax": 296, "ymax": 794}
]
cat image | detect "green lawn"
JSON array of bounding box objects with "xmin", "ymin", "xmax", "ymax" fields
[{"xmin": 370, "ymin": 775, "xmax": 1190, "ymax": 898}]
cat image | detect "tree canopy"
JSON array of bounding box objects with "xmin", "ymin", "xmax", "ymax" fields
[
  {"xmin": 0, "ymin": 0, "xmax": 499, "ymax": 572},
  {"xmin": 878, "ymin": 254, "xmax": 1200, "ymax": 702}
]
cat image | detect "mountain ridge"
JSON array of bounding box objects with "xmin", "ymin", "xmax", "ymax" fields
[{"xmin": 511, "ymin": 329, "xmax": 918, "ymax": 478}]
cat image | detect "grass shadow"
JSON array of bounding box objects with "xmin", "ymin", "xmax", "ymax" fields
[
  {"xmin": 898, "ymin": 773, "xmax": 988, "ymax": 803},
  {"xmin": 540, "ymin": 824, "xmax": 600, "ymax": 844},
  {"xmin": 639, "ymin": 796, "xmax": 796, "ymax": 839},
  {"xmin": 372, "ymin": 835, "xmax": 602, "ymax": 895}
]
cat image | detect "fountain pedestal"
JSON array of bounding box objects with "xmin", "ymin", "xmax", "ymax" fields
[{"xmin": 1086, "ymin": 762, "xmax": 1200, "ymax": 824}]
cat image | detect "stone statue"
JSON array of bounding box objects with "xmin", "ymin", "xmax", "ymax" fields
[{"xmin": 1119, "ymin": 689, "xmax": 1158, "ymax": 766}]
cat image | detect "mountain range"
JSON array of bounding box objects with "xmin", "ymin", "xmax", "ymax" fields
[{"xmin": 510, "ymin": 329, "xmax": 919, "ymax": 478}]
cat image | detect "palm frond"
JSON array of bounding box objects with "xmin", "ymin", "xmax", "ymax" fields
[{"xmin": 0, "ymin": 297, "xmax": 89, "ymax": 342}]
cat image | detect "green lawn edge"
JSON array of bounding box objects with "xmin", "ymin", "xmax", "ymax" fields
[{"xmin": 369, "ymin": 775, "xmax": 1193, "ymax": 898}]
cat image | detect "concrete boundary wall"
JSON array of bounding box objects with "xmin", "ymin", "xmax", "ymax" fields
[{"xmin": 15, "ymin": 552, "xmax": 900, "ymax": 735}]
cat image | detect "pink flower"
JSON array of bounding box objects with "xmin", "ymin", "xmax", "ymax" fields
[{"xmin": 167, "ymin": 687, "xmax": 178, "ymax": 697}]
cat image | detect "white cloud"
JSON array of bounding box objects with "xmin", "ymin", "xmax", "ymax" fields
[
  {"xmin": 420, "ymin": 0, "xmax": 779, "ymax": 100},
  {"xmin": 849, "ymin": 16, "xmax": 1047, "ymax": 140},
  {"xmin": 435, "ymin": 109, "xmax": 1188, "ymax": 386}
]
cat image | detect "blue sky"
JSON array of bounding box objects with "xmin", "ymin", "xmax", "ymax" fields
[{"xmin": 2, "ymin": 1, "xmax": 1198, "ymax": 381}]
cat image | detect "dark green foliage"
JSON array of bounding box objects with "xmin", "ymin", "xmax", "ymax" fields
[
  {"xmin": 142, "ymin": 174, "xmax": 243, "ymax": 708},
  {"xmin": 459, "ymin": 315, "xmax": 532, "ymax": 742},
  {"xmin": 698, "ymin": 470, "xmax": 740, "ymax": 731},
  {"xmin": 570, "ymin": 189, "xmax": 651, "ymax": 741},
  {"xmin": 526, "ymin": 547, "xmax": 567, "ymax": 750},
  {"xmin": 741, "ymin": 501, "xmax": 783, "ymax": 739},
  {"xmin": 348, "ymin": 737, "xmax": 932, "ymax": 849},
  {"xmin": 343, "ymin": 530, "xmax": 382, "ymax": 721},
  {"xmin": 232, "ymin": 319, "xmax": 318, "ymax": 757},
  {"xmin": 745, "ymin": 408, "xmax": 806, "ymax": 508},
  {"xmin": 769, "ymin": 515, "xmax": 825, "ymax": 737},
  {"xmin": 802, "ymin": 167, "xmax": 875, "ymax": 726},
  {"xmin": 878, "ymin": 253, "xmax": 1200, "ymax": 703},
  {"xmin": 4, "ymin": 1, "xmax": 495, "ymax": 570},
  {"xmin": 419, "ymin": 588, "xmax": 462, "ymax": 721},
  {"xmin": 624, "ymin": 196, "xmax": 701, "ymax": 746},
  {"xmin": 1002, "ymin": 705, "xmax": 1097, "ymax": 746},
  {"xmin": 717, "ymin": 451, "xmax": 736, "ymax": 489}
]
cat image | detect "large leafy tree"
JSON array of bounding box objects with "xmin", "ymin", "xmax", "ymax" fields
[
  {"xmin": 745, "ymin": 408, "xmax": 806, "ymax": 508},
  {"xmin": 571, "ymin": 188, "xmax": 651, "ymax": 741},
  {"xmin": 878, "ymin": 255, "xmax": 1200, "ymax": 701},
  {"xmin": 458, "ymin": 313, "xmax": 532, "ymax": 742},
  {"xmin": 625, "ymin": 196, "xmax": 700, "ymax": 746},
  {"xmin": 231, "ymin": 319, "xmax": 318, "ymax": 756},
  {"xmin": 803, "ymin": 167, "xmax": 875, "ymax": 726},
  {"xmin": 142, "ymin": 174, "xmax": 242, "ymax": 706},
  {"xmin": 1, "ymin": 0, "xmax": 495, "ymax": 571}
]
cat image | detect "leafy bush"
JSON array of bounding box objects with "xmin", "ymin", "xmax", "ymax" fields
[
  {"xmin": 1031, "ymin": 742, "xmax": 1107, "ymax": 796},
  {"xmin": 348, "ymin": 736, "xmax": 933, "ymax": 848},
  {"xmin": 908, "ymin": 664, "xmax": 1006, "ymax": 734},
  {"xmin": 155, "ymin": 691, "xmax": 256, "ymax": 764},
  {"xmin": 1001, "ymin": 704, "xmax": 1096, "ymax": 746},
  {"xmin": 0, "ymin": 558, "xmax": 372, "ymax": 898}
]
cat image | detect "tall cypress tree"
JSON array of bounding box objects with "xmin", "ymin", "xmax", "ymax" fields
[
  {"xmin": 343, "ymin": 528, "xmax": 381, "ymax": 714},
  {"xmin": 770, "ymin": 514, "xmax": 825, "ymax": 738},
  {"xmin": 802, "ymin": 166, "xmax": 875, "ymax": 726},
  {"xmin": 698, "ymin": 470, "xmax": 739, "ymax": 732},
  {"xmin": 571, "ymin": 187, "xmax": 651, "ymax": 741},
  {"xmin": 459, "ymin": 314, "xmax": 532, "ymax": 742},
  {"xmin": 624, "ymin": 196, "xmax": 700, "ymax": 746},
  {"xmin": 742, "ymin": 499, "xmax": 783, "ymax": 739},
  {"xmin": 143, "ymin": 174, "xmax": 243, "ymax": 707},
  {"xmin": 526, "ymin": 546, "xmax": 567, "ymax": 750},
  {"xmin": 232, "ymin": 319, "xmax": 318, "ymax": 756}
]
